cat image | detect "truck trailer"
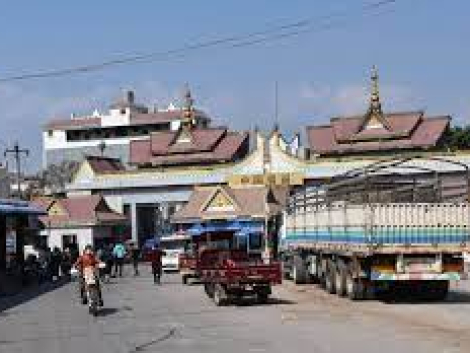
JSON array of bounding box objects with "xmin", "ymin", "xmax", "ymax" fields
[{"xmin": 281, "ymin": 156, "xmax": 470, "ymax": 300}]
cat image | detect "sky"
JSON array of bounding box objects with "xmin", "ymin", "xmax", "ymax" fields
[{"xmin": 0, "ymin": 0, "xmax": 469, "ymax": 172}]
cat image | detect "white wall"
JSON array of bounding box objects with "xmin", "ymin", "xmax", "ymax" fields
[
  {"xmin": 171, "ymin": 120, "xmax": 181, "ymax": 131},
  {"xmin": 41, "ymin": 227, "xmax": 94, "ymax": 253},
  {"xmin": 43, "ymin": 130, "xmax": 67, "ymax": 149},
  {"xmin": 45, "ymin": 136, "xmax": 132, "ymax": 150},
  {"xmin": 102, "ymin": 108, "xmax": 130, "ymax": 127}
]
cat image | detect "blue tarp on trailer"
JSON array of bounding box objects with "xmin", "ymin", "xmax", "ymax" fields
[{"xmin": 188, "ymin": 221, "xmax": 264, "ymax": 237}]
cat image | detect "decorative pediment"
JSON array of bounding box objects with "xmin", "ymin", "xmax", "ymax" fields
[
  {"xmin": 173, "ymin": 126, "xmax": 193, "ymax": 144},
  {"xmin": 363, "ymin": 114, "xmax": 386, "ymax": 130},
  {"xmin": 48, "ymin": 201, "xmax": 68, "ymax": 216},
  {"xmin": 202, "ymin": 187, "xmax": 238, "ymax": 213}
]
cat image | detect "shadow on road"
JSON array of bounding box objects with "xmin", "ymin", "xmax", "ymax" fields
[
  {"xmin": 98, "ymin": 307, "xmax": 120, "ymax": 317},
  {"xmin": 378, "ymin": 289, "xmax": 470, "ymax": 305},
  {"xmin": 0, "ymin": 278, "xmax": 68, "ymax": 314},
  {"xmin": 233, "ymin": 297, "xmax": 296, "ymax": 307}
]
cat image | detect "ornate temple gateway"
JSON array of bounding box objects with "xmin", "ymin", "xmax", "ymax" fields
[{"xmin": 65, "ymin": 69, "xmax": 470, "ymax": 246}]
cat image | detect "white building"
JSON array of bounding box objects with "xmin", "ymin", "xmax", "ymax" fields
[
  {"xmin": 33, "ymin": 195, "xmax": 128, "ymax": 252},
  {"xmin": 42, "ymin": 89, "xmax": 210, "ymax": 168}
]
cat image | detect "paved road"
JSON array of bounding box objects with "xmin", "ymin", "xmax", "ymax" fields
[{"xmin": 1, "ymin": 269, "xmax": 470, "ymax": 353}]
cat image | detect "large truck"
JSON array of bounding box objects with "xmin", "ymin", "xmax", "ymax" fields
[{"xmin": 281, "ymin": 157, "xmax": 470, "ymax": 300}]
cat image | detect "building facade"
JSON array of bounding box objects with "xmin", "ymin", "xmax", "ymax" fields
[
  {"xmin": 34, "ymin": 195, "xmax": 128, "ymax": 252},
  {"xmin": 64, "ymin": 68, "xmax": 470, "ymax": 247},
  {"xmin": 42, "ymin": 88, "xmax": 210, "ymax": 168}
]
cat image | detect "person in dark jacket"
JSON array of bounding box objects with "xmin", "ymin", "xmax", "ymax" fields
[
  {"xmin": 51, "ymin": 247, "xmax": 62, "ymax": 281},
  {"xmin": 60, "ymin": 248, "xmax": 72, "ymax": 279},
  {"xmin": 130, "ymin": 243, "xmax": 140, "ymax": 276},
  {"xmin": 99, "ymin": 244, "xmax": 114, "ymax": 281},
  {"xmin": 148, "ymin": 246, "xmax": 166, "ymax": 284}
]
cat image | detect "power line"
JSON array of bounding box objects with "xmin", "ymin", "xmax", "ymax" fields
[
  {"xmin": 4, "ymin": 142, "xmax": 29, "ymax": 199},
  {"xmin": 0, "ymin": 0, "xmax": 399, "ymax": 83}
]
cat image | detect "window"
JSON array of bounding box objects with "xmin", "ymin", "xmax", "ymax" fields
[
  {"xmin": 235, "ymin": 235, "xmax": 248, "ymax": 251},
  {"xmin": 249, "ymin": 233, "xmax": 262, "ymax": 250},
  {"xmin": 48, "ymin": 130, "xmax": 53, "ymax": 137},
  {"xmin": 123, "ymin": 204, "xmax": 131, "ymax": 220},
  {"xmin": 62, "ymin": 234, "xmax": 77, "ymax": 250}
]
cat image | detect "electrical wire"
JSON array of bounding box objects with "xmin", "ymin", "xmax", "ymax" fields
[{"xmin": 0, "ymin": 0, "xmax": 399, "ymax": 83}]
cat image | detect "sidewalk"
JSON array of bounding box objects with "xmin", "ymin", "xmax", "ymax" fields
[
  {"xmin": 0, "ymin": 273, "xmax": 69, "ymax": 313},
  {"xmin": 0, "ymin": 272, "xmax": 23, "ymax": 297}
]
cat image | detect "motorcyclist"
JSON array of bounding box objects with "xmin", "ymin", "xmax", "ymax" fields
[{"xmin": 74, "ymin": 245, "xmax": 104, "ymax": 306}]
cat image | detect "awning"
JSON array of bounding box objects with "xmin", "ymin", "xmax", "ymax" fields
[
  {"xmin": 187, "ymin": 221, "xmax": 264, "ymax": 237},
  {"xmin": 0, "ymin": 199, "xmax": 46, "ymax": 215}
]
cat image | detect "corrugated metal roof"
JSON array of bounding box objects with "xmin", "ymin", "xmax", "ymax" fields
[{"xmin": 0, "ymin": 199, "xmax": 46, "ymax": 215}]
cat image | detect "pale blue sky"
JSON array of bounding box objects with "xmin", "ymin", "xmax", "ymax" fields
[{"xmin": 0, "ymin": 1, "xmax": 469, "ymax": 171}]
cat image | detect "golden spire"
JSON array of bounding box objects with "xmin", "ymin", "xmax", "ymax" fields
[
  {"xmin": 182, "ymin": 84, "xmax": 195, "ymax": 126},
  {"xmin": 369, "ymin": 65, "xmax": 383, "ymax": 117}
]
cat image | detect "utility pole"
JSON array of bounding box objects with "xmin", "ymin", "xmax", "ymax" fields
[{"xmin": 4, "ymin": 142, "xmax": 29, "ymax": 199}]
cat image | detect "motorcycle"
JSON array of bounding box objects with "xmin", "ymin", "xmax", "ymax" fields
[{"xmin": 71, "ymin": 263, "xmax": 105, "ymax": 316}]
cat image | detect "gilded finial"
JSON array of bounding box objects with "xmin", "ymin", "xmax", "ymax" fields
[
  {"xmin": 369, "ymin": 65, "xmax": 383, "ymax": 116},
  {"xmin": 182, "ymin": 84, "xmax": 195, "ymax": 126}
]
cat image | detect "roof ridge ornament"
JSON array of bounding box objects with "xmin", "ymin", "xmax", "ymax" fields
[
  {"xmin": 370, "ymin": 65, "xmax": 382, "ymax": 116},
  {"xmin": 182, "ymin": 84, "xmax": 195, "ymax": 127},
  {"xmin": 359, "ymin": 65, "xmax": 391, "ymax": 132}
]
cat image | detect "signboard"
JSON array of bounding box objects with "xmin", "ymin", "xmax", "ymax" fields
[{"xmin": 228, "ymin": 172, "xmax": 304, "ymax": 187}]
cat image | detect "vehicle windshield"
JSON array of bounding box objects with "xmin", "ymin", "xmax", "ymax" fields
[{"xmin": 160, "ymin": 239, "xmax": 187, "ymax": 251}]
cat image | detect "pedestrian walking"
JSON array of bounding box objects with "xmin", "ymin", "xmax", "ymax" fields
[
  {"xmin": 51, "ymin": 247, "xmax": 62, "ymax": 281},
  {"xmin": 130, "ymin": 242, "xmax": 140, "ymax": 276},
  {"xmin": 60, "ymin": 248, "xmax": 72, "ymax": 279},
  {"xmin": 99, "ymin": 244, "xmax": 113, "ymax": 282},
  {"xmin": 112, "ymin": 241, "xmax": 126, "ymax": 277},
  {"xmin": 149, "ymin": 246, "xmax": 165, "ymax": 284}
]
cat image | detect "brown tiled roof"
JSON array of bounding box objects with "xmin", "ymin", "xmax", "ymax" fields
[
  {"xmin": 151, "ymin": 128, "xmax": 226, "ymax": 155},
  {"xmin": 85, "ymin": 155, "xmax": 125, "ymax": 173},
  {"xmin": 130, "ymin": 127, "xmax": 249, "ymax": 166},
  {"xmin": 38, "ymin": 195, "xmax": 127, "ymax": 227},
  {"xmin": 307, "ymin": 112, "xmax": 450, "ymax": 156},
  {"xmin": 172, "ymin": 186, "xmax": 287, "ymax": 223},
  {"xmin": 44, "ymin": 117, "xmax": 101, "ymax": 130},
  {"xmin": 44, "ymin": 109, "xmax": 210, "ymax": 131},
  {"xmin": 130, "ymin": 109, "xmax": 209, "ymax": 125},
  {"xmin": 331, "ymin": 111, "xmax": 423, "ymax": 142}
]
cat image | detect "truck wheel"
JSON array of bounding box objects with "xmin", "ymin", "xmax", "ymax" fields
[
  {"xmin": 335, "ymin": 265, "xmax": 347, "ymax": 297},
  {"xmin": 204, "ymin": 283, "xmax": 214, "ymax": 298},
  {"xmin": 292, "ymin": 256, "xmax": 307, "ymax": 284},
  {"xmin": 427, "ymin": 281, "xmax": 449, "ymax": 301},
  {"xmin": 325, "ymin": 260, "xmax": 336, "ymax": 294},
  {"xmin": 213, "ymin": 284, "xmax": 226, "ymax": 306},
  {"xmin": 257, "ymin": 292, "xmax": 269, "ymax": 304},
  {"xmin": 255, "ymin": 286, "xmax": 271, "ymax": 304},
  {"xmin": 346, "ymin": 271, "xmax": 364, "ymax": 300}
]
